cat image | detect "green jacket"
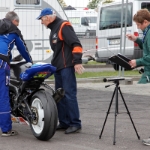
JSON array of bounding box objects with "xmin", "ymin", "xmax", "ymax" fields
[{"xmin": 135, "ymin": 25, "xmax": 150, "ymax": 84}]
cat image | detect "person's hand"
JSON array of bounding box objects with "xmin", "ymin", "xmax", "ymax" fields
[
  {"xmin": 129, "ymin": 59, "xmax": 136, "ymax": 68},
  {"xmin": 126, "ymin": 34, "xmax": 137, "ymax": 42},
  {"xmin": 74, "ymin": 64, "xmax": 85, "ymax": 74}
]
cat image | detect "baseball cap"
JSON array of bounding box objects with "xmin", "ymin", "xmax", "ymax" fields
[{"xmin": 36, "ymin": 8, "xmax": 53, "ymax": 20}]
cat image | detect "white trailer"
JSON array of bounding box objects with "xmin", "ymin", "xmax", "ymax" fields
[
  {"xmin": 0, "ymin": 0, "xmax": 68, "ymax": 63},
  {"xmin": 64, "ymin": 9, "xmax": 97, "ymax": 37}
]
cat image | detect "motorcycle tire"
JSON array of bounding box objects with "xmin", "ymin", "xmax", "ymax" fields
[{"xmin": 30, "ymin": 90, "xmax": 58, "ymax": 141}]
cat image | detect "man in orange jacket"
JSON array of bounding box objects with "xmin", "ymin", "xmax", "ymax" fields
[{"xmin": 37, "ymin": 8, "xmax": 84, "ymax": 134}]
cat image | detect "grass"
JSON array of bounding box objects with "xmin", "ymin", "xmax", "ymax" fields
[
  {"xmin": 75, "ymin": 70, "xmax": 140, "ymax": 78},
  {"xmin": 49, "ymin": 70, "xmax": 140, "ymax": 80},
  {"xmin": 83, "ymin": 60, "xmax": 105, "ymax": 65},
  {"xmin": 83, "ymin": 60, "xmax": 103, "ymax": 65}
]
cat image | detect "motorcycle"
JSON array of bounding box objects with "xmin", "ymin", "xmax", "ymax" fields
[{"xmin": 9, "ymin": 56, "xmax": 64, "ymax": 141}]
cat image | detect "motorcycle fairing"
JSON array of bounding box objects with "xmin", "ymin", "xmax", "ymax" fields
[{"xmin": 20, "ymin": 63, "xmax": 56, "ymax": 81}]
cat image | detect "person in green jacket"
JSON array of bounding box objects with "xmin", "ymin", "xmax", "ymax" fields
[
  {"xmin": 127, "ymin": 9, "xmax": 150, "ymax": 84},
  {"xmin": 127, "ymin": 9, "xmax": 150, "ymax": 146}
]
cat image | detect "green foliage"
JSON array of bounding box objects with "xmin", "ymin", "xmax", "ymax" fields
[
  {"xmin": 87, "ymin": 0, "xmax": 102, "ymax": 9},
  {"xmin": 58, "ymin": 0, "xmax": 67, "ymax": 7},
  {"xmin": 87, "ymin": 0, "xmax": 114, "ymax": 9},
  {"xmin": 103, "ymin": 0, "xmax": 114, "ymax": 4}
]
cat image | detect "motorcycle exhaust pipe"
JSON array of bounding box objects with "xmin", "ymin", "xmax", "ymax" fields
[{"xmin": 53, "ymin": 88, "xmax": 65, "ymax": 103}]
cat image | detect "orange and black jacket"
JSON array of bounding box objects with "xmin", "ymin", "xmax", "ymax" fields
[{"xmin": 47, "ymin": 17, "xmax": 83, "ymax": 71}]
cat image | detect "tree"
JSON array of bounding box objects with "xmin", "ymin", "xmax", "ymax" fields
[
  {"xmin": 58, "ymin": 0, "xmax": 67, "ymax": 8},
  {"xmin": 87, "ymin": 0, "xmax": 102, "ymax": 9},
  {"xmin": 87, "ymin": 0, "xmax": 114, "ymax": 9},
  {"xmin": 103, "ymin": 0, "xmax": 114, "ymax": 4}
]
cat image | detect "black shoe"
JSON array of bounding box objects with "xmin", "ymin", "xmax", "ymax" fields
[
  {"xmin": 65, "ymin": 126, "xmax": 81, "ymax": 134},
  {"xmin": 56, "ymin": 124, "xmax": 68, "ymax": 130}
]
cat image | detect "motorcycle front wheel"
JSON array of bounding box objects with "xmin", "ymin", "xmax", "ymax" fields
[{"xmin": 30, "ymin": 90, "xmax": 58, "ymax": 141}]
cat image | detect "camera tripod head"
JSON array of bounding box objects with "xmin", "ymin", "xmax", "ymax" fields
[
  {"xmin": 103, "ymin": 77, "xmax": 125, "ymax": 83},
  {"xmin": 103, "ymin": 77, "xmax": 125, "ymax": 88}
]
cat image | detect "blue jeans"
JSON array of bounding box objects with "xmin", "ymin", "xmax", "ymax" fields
[
  {"xmin": 0, "ymin": 60, "xmax": 11, "ymax": 132},
  {"xmin": 54, "ymin": 66, "xmax": 81, "ymax": 127}
]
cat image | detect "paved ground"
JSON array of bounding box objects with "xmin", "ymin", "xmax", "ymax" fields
[{"xmin": 0, "ymin": 81, "xmax": 150, "ymax": 150}]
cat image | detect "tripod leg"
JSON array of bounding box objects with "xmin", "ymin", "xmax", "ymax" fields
[
  {"xmin": 118, "ymin": 87, "xmax": 140, "ymax": 140},
  {"xmin": 99, "ymin": 87, "xmax": 116, "ymax": 139},
  {"xmin": 113, "ymin": 85, "xmax": 119, "ymax": 145}
]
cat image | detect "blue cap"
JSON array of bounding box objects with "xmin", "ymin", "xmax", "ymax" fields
[{"xmin": 36, "ymin": 8, "xmax": 53, "ymax": 20}]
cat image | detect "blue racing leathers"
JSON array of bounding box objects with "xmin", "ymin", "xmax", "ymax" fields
[
  {"xmin": 0, "ymin": 33, "xmax": 32, "ymax": 63},
  {"xmin": 0, "ymin": 61, "xmax": 11, "ymax": 132},
  {"xmin": 0, "ymin": 18, "xmax": 32, "ymax": 64},
  {"xmin": 0, "ymin": 20, "xmax": 32, "ymax": 133}
]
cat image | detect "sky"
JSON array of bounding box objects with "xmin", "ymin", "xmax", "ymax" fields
[{"xmin": 64, "ymin": 0, "xmax": 90, "ymax": 8}]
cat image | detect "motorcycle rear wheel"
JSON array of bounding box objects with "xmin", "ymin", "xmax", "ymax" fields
[{"xmin": 30, "ymin": 90, "xmax": 58, "ymax": 141}]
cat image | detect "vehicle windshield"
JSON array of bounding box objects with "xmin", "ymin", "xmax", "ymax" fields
[
  {"xmin": 141, "ymin": 2, "xmax": 150, "ymax": 11},
  {"xmin": 86, "ymin": 17, "xmax": 97, "ymax": 23},
  {"xmin": 99, "ymin": 3, "xmax": 132, "ymax": 30}
]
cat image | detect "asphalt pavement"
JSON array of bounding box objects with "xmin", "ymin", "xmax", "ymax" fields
[{"xmin": 0, "ymin": 81, "xmax": 150, "ymax": 150}]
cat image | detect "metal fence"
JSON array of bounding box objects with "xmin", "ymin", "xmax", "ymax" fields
[
  {"xmin": 0, "ymin": 0, "xmax": 144, "ymax": 79},
  {"xmin": 0, "ymin": 0, "xmax": 97, "ymax": 63}
]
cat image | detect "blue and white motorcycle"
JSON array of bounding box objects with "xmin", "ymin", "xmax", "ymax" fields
[{"xmin": 9, "ymin": 56, "xmax": 64, "ymax": 141}]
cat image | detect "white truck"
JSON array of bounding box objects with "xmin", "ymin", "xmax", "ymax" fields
[
  {"xmin": 64, "ymin": 9, "xmax": 97, "ymax": 37},
  {"xmin": 95, "ymin": 0, "xmax": 150, "ymax": 70},
  {"xmin": 0, "ymin": 0, "xmax": 68, "ymax": 63}
]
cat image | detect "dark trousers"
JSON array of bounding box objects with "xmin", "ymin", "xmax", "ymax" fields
[
  {"xmin": 54, "ymin": 66, "xmax": 81, "ymax": 127},
  {"xmin": 0, "ymin": 60, "xmax": 11, "ymax": 132}
]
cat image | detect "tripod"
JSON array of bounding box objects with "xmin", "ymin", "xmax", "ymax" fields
[{"xmin": 99, "ymin": 79, "xmax": 140, "ymax": 145}]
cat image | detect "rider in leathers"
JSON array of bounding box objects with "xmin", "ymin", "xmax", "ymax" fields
[{"xmin": 0, "ymin": 12, "xmax": 32, "ymax": 136}]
